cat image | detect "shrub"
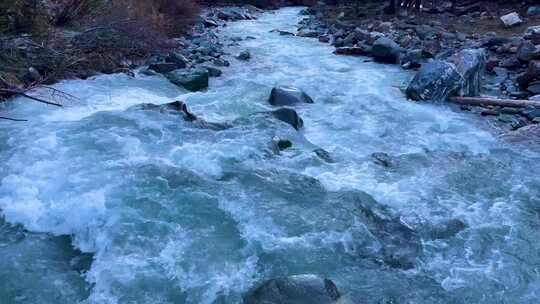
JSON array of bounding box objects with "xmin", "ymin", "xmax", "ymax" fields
[{"xmin": 50, "ymin": 0, "xmax": 104, "ymax": 26}]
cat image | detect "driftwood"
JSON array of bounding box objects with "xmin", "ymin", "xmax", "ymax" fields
[{"xmin": 448, "ymin": 96, "xmax": 540, "ymax": 109}]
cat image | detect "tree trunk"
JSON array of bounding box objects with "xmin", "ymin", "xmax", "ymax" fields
[{"xmin": 448, "ymin": 96, "xmax": 540, "ymax": 109}]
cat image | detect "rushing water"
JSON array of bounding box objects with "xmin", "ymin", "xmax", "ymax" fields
[{"xmin": 1, "ymin": 7, "xmax": 540, "ymax": 304}]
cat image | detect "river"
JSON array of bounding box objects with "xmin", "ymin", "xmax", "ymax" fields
[{"xmin": 0, "ymin": 7, "xmax": 539, "ymax": 304}]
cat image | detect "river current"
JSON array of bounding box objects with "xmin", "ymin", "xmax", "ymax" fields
[{"xmin": 1, "ymin": 7, "xmax": 539, "ymax": 304}]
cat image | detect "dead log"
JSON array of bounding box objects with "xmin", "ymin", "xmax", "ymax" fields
[{"xmin": 448, "ymin": 96, "xmax": 540, "ymax": 109}]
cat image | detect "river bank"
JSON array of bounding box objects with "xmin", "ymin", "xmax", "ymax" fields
[{"xmin": 291, "ymin": 1, "xmax": 540, "ymax": 134}]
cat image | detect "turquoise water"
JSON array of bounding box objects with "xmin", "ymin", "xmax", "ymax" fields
[{"xmin": 1, "ymin": 7, "xmax": 539, "ymax": 304}]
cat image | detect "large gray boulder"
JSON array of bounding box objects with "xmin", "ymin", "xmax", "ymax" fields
[
  {"xmin": 449, "ymin": 49, "xmax": 486, "ymax": 97},
  {"xmin": 166, "ymin": 68, "xmax": 209, "ymax": 92},
  {"xmin": 244, "ymin": 274, "xmax": 341, "ymax": 304},
  {"xmin": 406, "ymin": 60, "xmax": 462, "ymax": 102},
  {"xmin": 269, "ymin": 86, "xmax": 314, "ymax": 106},
  {"xmin": 372, "ymin": 37, "xmax": 401, "ymax": 64}
]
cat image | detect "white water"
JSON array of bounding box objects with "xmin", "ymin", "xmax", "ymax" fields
[{"xmin": 1, "ymin": 7, "xmax": 540, "ymax": 304}]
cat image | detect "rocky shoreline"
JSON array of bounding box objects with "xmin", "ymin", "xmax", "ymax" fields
[{"xmin": 291, "ymin": 1, "xmax": 540, "ymax": 134}]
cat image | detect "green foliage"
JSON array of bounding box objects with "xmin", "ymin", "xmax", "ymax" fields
[{"xmin": 0, "ymin": 0, "xmax": 50, "ymax": 35}]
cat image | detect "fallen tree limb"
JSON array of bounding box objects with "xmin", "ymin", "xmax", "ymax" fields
[
  {"xmin": 0, "ymin": 116, "xmax": 28, "ymax": 122},
  {"xmin": 448, "ymin": 96, "xmax": 540, "ymax": 109},
  {"xmin": 0, "ymin": 89, "xmax": 63, "ymax": 107}
]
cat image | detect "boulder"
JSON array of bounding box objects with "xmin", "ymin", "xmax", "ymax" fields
[
  {"xmin": 400, "ymin": 49, "xmax": 423, "ymax": 69},
  {"xmin": 372, "ymin": 37, "xmax": 401, "ymax": 64},
  {"xmin": 449, "ymin": 49, "xmax": 487, "ymax": 97},
  {"xmin": 269, "ymin": 86, "xmax": 314, "ymax": 106},
  {"xmin": 166, "ymin": 52, "xmax": 189, "ymax": 68},
  {"xmin": 148, "ymin": 63, "xmax": 179, "ymax": 74},
  {"xmin": 200, "ymin": 66, "xmax": 222, "ymax": 77},
  {"xmin": 244, "ymin": 274, "xmax": 341, "ymax": 304},
  {"xmin": 525, "ymin": 26, "xmax": 540, "ymax": 44},
  {"xmin": 237, "ymin": 50, "xmax": 251, "ymax": 61},
  {"xmin": 271, "ymin": 108, "xmax": 304, "ymax": 130},
  {"xmin": 500, "ymin": 12, "xmax": 523, "ymax": 27},
  {"xmin": 406, "ymin": 60, "xmax": 462, "ymax": 102},
  {"xmin": 166, "ymin": 68, "xmax": 209, "ymax": 92},
  {"xmin": 517, "ymin": 41, "xmax": 536, "ymax": 62},
  {"xmin": 517, "ymin": 61, "xmax": 540, "ymax": 88}
]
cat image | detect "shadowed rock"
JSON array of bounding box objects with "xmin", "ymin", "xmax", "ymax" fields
[
  {"xmin": 269, "ymin": 86, "xmax": 314, "ymax": 106},
  {"xmin": 166, "ymin": 68, "xmax": 209, "ymax": 92},
  {"xmin": 244, "ymin": 274, "xmax": 341, "ymax": 304},
  {"xmin": 271, "ymin": 108, "xmax": 304, "ymax": 130}
]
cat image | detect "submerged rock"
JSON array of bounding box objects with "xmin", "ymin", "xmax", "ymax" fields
[
  {"xmin": 341, "ymin": 191, "xmax": 423, "ymax": 269},
  {"xmin": 244, "ymin": 274, "xmax": 341, "ymax": 304},
  {"xmin": 271, "ymin": 108, "xmax": 304, "ymax": 130},
  {"xmin": 131, "ymin": 101, "xmax": 230, "ymax": 130},
  {"xmin": 237, "ymin": 50, "xmax": 251, "ymax": 61},
  {"xmin": 269, "ymin": 86, "xmax": 314, "ymax": 106},
  {"xmin": 406, "ymin": 60, "xmax": 462, "ymax": 102},
  {"xmin": 166, "ymin": 68, "xmax": 209, "ymax": 92}
]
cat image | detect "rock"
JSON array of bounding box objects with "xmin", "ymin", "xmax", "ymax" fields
[
  {"xmin": 500, "ymin": 56, "xmax": 522, "ymax": 69},
  {"xmin": 166, "ymin": 68, "xmax": 209, "ymax": 92},
  {"xmin": 371, "ymin": 152, "xmax": 392, "ymax": 167},
  {"xmin": 271, "ymin": 108, "xmax": 304, "ymax": 130},
  {"xmin": 297, "ymin": 30, "xmax": 320, "ymax": 38},
  {"xmin": 269, "ymin": 86, "xmax": 314, "ymax": 106},
  {"xmin": 429, "ymin": 219, "xmax": 467, "ymax": 240},
  {"xmin": 522, "ymin": 109, "xmax": 540, "ymax": 121},
  {"xmin": 269, "ymin": 29, "xmax": 295, "ymax": 36},
  {"xmin": 527, "ymin": 6, "xmax": 540, "ymax": 17},
  {"xmin": 344, "ymin": 191, "xmax": 423, "ymax": 269},
  {"xmin": 525, "ymin": 26, "xmax": 540, "ymax": 44},
  {"xmin": 237, "ymin": 50, "xmax": 251, "ymax": 61},
  {"xmin": 449, "ymin": 49, "xmax": 487, "ymax": 97},
  {"xmin": 517, "ymin": 61, "xmax": 540, "ymax": 88},
  {"xmin": 527, "ymin": 81, "xmax": 540, "ymax": 94},
  {"xmin": 273, "ymin": 137, "xmax": 293, "ymax": 151},
  {"xmin": 148, "ymin": 62, "xmax": 179, "ymax": 74},
  {"xmin": 422, "ymin": 40, "xmax": 442, "ymax": 58},
  {"xmin": 481, "ymin": 109, "xmax": 499, "ymax": 116},
  {"xmin": 406, "ymin": 60, "xmax": 462, "ymax": 102},
  {"xmin": 200, "ymin": 66, "xmax": 222, "ymax": 77},
  {"xmin": 371, "ymin": 37, "xmax": 401, "ymax": 64},
  {"xmin": 482, "ymin": 36, "xmax": 512, "ymax": 48},
  {"xmin": 530, "ymin": 94, "xmax": 540, "ymax": 101},
  {"xmin": 244, "ymin": 275, "xmax": 341, "ymax": 304},
  {"xmin": 334, "ymin": 47, "xmax": 370, "ymax": 56},
  {"xmin": 500, "ymin": 12, "xmax": 523, "ymax": 27},
  {"xmin": 318, "ymin": 35, "xmax": 330, "ymax": 43},
  {"xmin": 500, "ymin": 107, "xmax": 521, "ymax": 115},
  {"xmin": 22, "ymin": 67, "xmax": 41, "ymax": 83},
  {"xmin": 400, "ymin": 49, "xmax": 423, "ymax": 69},
  {"xmin": 213, "ymin": 58, "xmax": 230, "ymax": 67},
  {"xmin": 510, "ymin": 118, "xmax": 528, "ymax": 130},
  {"xmin": 314, "ymin": 148, "xmax": 334, "ymax": 163},
  {"xmin": 517, "ymin": 41, "xmax": 536, "ymax": 62},
  {"xmin": 203, "ymin": 18, "xmax": 218, "ymax": 27},
  {"xmin": 166, "ymin": 52, "xmax": 189, "ymax": 68}
]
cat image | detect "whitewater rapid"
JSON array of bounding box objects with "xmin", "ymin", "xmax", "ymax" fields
[{"xmin": 1, "ymin": 7, "xmax": 539, "ymax": 304}]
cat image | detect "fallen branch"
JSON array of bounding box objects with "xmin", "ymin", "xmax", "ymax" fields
[
  {"xmin": 0, "ymin": 116, "xmax": 28, "ymax": 122},
  {"xmin": 0, "ymin": 89, "xmax": 63, "ymax": 107},
  {"xmin": 448, "ymin": 96, "xmax": 540, "ymax": 109}
]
